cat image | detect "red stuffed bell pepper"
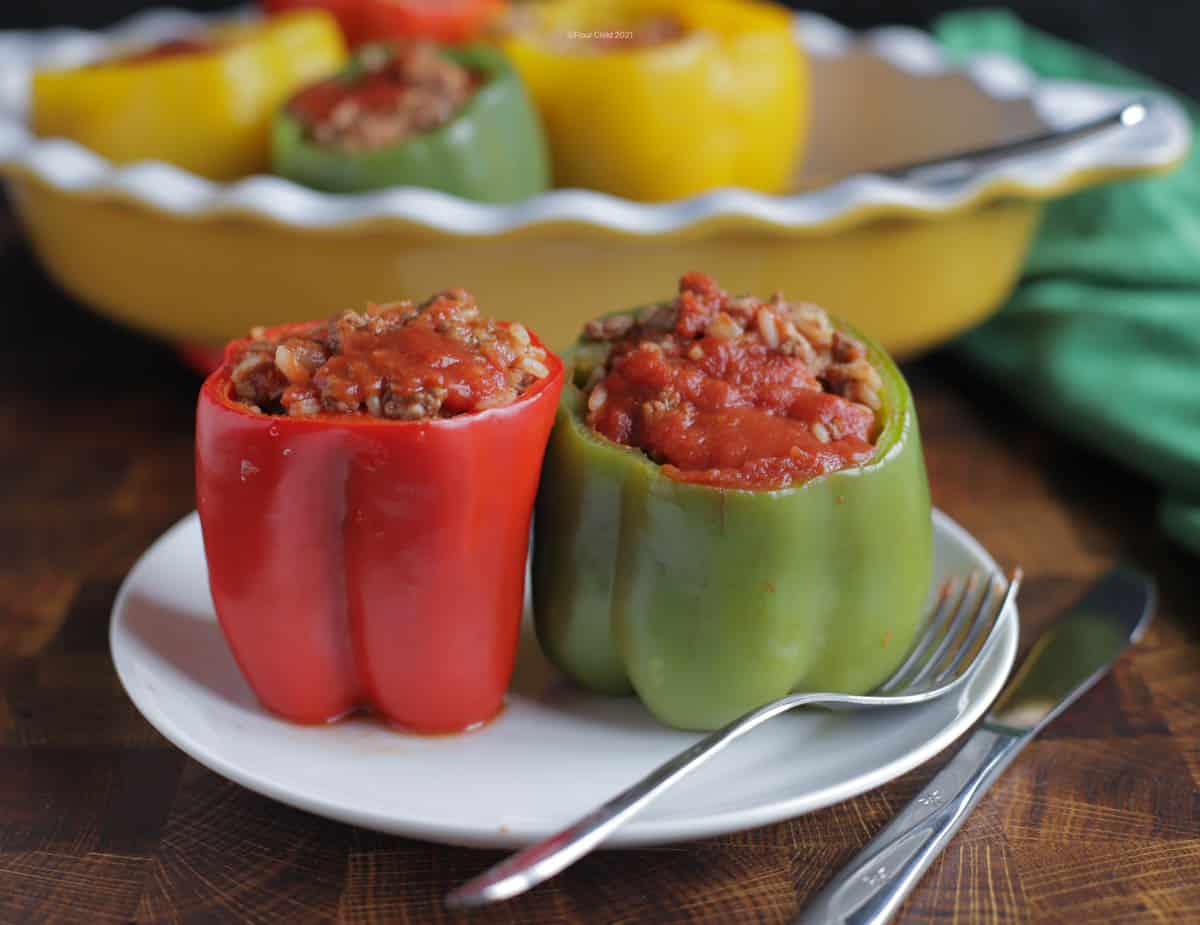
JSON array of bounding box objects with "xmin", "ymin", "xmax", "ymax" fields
[
  {"xmin": 261, "ymin": 0, "xmax": 505, "ymax": 45},
  {"xmin": 195, "ymin": 291, "xmax": 563, "ymax": 733}
]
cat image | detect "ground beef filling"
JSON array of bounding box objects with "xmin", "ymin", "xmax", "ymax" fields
[
  {"xmin": 229, "ymin": 289, "xmax": 550, "ymax": 419},
  {"xmin": 288, "ymin": 42, "xmax": 477, "ymax": 153},
  {"xmin": 582, "ymin": 272, "xmax": 884, "ymax": 490}
]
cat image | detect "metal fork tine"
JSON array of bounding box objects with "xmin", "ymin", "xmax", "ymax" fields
[
  {"xmin": 874, "ymin": 578, "xmax": 958, "ymax": 694},
  {"xmin": 902, "ymin": 573, "xmax": 985, "ymax": 690},
  {"xmin": 876, "ymin": 575, "xmax": 969, "ymax": 695},
  {"xmin": 931, "ymin": 575, "xmax": 1001, "ymax": 685},
  {"xmin": 934, "ymin": 570, "xmax": 1022, "ymax": 685}
]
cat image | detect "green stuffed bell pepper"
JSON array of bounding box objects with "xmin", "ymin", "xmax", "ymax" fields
[
  {"xmin": 533, "ymin": 272, "xmax": 933, "ymax": 731},
  {"xmin": 271, "ymin": 41, "xmax": 549, "ymax": 200}
]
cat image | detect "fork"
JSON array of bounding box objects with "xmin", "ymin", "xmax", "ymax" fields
[{"xmin": 445, "ymin": 568, "xmax": 1022, "ymax": 909}]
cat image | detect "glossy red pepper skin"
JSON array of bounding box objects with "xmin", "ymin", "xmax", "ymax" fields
[
  {"xmin": 195, "ymin": 322, "xmax": 563, "ymax": 733},
  {"xmin": 262, "ymin": 0, "xmax": 504, "ymax": 45}
]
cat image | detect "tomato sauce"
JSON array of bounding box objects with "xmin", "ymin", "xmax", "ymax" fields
[
  {"xmin": 584, "ymin": 273, "xmax": 882, "ymax": 490},
  {"xmin": 317, "ymin": 307, "xmax": 512, "ymax": 417},
  {"xmin": 289, "ymin": 69, "xmax": 414, "ymax": 126},
  {"xmin": 287, "ymin": 42, "xmax": 477, "ymax": 151},
  {"xmin": 229, "ymin": 289, "xmax": 551, "ymax": 419}
]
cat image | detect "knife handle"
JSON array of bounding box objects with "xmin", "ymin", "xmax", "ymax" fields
[{"xmin": 795, "ymin": 727, "xmax": 1030, "ymax": 925}]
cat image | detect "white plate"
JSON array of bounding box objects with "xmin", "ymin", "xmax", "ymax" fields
[{"xmin": 110, "ymin": 509, "xmax": 1017, "ymax": 849}]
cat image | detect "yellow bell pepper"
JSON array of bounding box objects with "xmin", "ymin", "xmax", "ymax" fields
[
  {"xmin": 502, "ymin": 0, "xmax": 806, "ymax": 201},
  {"xmin": 32, "ymin": 11, "xmax": 347, "ymax": 181}
]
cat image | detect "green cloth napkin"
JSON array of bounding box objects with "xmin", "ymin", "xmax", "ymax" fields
[{"xmin": 932, "ymin": 11, "xmax": 1200, "ymax": 556}]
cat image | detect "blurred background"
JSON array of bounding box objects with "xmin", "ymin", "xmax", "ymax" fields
[
  {"xmin": 2, "ymin": 5, "xmax": 1198, "ymax": 921},
  {"xmin": 1, "ymin": 0, "xmax": 1195, "ymax": 527},
  {"xmin": 4, "ymin": 1, "xmax": 1198, "ymax": 97}
]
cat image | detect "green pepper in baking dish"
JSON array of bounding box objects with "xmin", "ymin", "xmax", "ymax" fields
[
  {"xmin": 532, "ymin": 275, "xmax": 934, "ymax": 731},
  {"xmin": 271, "ymin": 41, "xmax": 549, "ymax": 200}
]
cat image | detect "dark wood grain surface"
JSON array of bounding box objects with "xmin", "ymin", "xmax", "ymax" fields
[{"xmin": 1, "ymin": 197, "xmax": 1198, "ymax": 925}]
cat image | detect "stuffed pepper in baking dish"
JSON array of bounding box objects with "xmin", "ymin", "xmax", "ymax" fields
[
  {"xmin": 261, "ymin": 0, "xmax": 507, "ymax": 46},
  {"xmin": 501, "ymin": 0, "xmax": 806, "ymax": 200},
  {"xmin": 271, "ymin": 40, "xmax": 549, "ymax": 199},
  {"xmin": 32, "ymin": 11, "xmax": 346, "ymax": 180}
]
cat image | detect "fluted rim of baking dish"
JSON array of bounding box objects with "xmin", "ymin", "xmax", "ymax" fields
[{"xmin": 0, "ymin": 7, "xmax": 1190, "ymax": 236}]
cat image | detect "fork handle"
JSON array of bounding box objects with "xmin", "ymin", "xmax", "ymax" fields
[
  {"xmin": 444, "ymin": 691, "xmax": 829, "ymax": 909},
  {"xmin": 794, "ymin": 726, "xmax": 1030, "ymax": 925}
]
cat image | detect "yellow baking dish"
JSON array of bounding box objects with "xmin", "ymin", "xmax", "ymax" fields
[{"xmin": 0, "ymin": 10, "xmax": 1189, "ymax": 358}]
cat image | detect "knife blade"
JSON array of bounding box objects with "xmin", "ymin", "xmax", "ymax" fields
[{"xmin": 795, "ymin": 564, "xmax": 1157, "ymax": 925}]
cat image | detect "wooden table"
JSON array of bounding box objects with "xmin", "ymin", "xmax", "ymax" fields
[{"xmin": 1, "ymin": 202, "xmax": 1197, "ymax": 925}]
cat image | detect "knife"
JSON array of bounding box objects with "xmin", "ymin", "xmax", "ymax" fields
[{"xmin": 795, "ymin": 564, "xmax": 1157, "ymax": 925}]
